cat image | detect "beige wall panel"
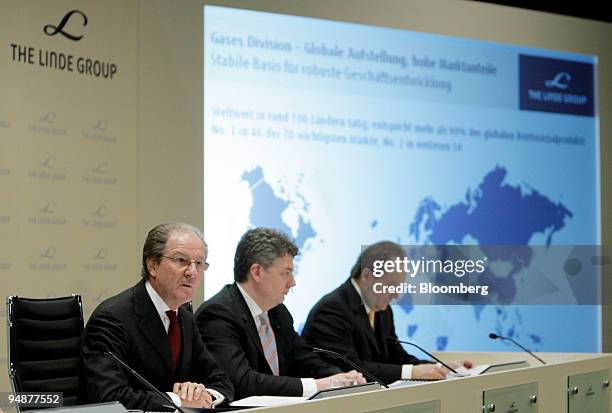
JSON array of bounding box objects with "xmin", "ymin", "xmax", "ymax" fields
[
  {"xmin": 0, "ymin": 0, "xmax": 138, "ymax": 395},
  {"xmin": 137, "ymin": 0, "xmax": 206, "ymax": 303}
]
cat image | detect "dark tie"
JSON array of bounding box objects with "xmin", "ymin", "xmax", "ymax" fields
[{"xmin": 166, "ymin": 310, "xmax": 181, "ymax": 371}]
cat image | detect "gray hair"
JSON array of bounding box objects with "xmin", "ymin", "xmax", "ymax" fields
[
  {"xmin": 234, "ymin": 227, "xmax": 299, "ymax": 283},
  {"xmin": 141, "ymin": 222, "xmax": 206, "ymax": 279},
  {"xmin": 350, "ymin": 241, "xmax": 406, "ymax": 279}
]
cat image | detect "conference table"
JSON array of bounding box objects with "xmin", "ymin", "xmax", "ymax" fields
[
  {"xmin": 222, "ymin": 351, "xmax": 611, "ymax": 413},
  {"xmin": 47, "ymin": 351, "xmax": 608, "ymax": 413}
]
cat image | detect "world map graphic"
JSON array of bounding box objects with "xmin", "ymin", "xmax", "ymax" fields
[{"xmin": 241, "ymin": 165, "xmax": 573, "ymax": 350}]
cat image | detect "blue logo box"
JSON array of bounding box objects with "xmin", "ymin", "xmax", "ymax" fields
[{"xmin": 519, "ymin": 54, "xmax": 595, "ymax": 117}]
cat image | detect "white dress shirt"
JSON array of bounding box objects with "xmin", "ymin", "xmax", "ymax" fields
[{"xmin": 236, "ymin": 283, "xmax": 318, "ymax": 397}]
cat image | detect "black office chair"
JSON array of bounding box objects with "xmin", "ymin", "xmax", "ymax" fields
[{"xmin": 7, "ymin": 295, "xmax": 84, "ymax": 411}]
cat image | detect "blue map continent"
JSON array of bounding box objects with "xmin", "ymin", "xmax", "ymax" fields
[
  {"xmin": 406, "ymin": 166, "xmax": 572, "ymax": 350},
  {"xmin": 410, "ymin": 166, "xmax": 572, "ymax": 246},
  {"xmin": 241, "ymin": 166, "xmax": 316, "ymax": 254}
]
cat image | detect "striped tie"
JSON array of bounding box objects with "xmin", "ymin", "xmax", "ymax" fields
[{"xmin": 258, "ymin": 312, "xmax": 279, "ymax": 375}]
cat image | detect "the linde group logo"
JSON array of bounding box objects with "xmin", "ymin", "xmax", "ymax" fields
[
  {"xmin": 28, "ymin": 155, "xmax": 67, "ymax": 181},
  {"xmin": 30, "ymin": 246, "xmax": 67, "ymax": 271},
  {"xmin": 82, "ymin": 160, "xmax": 118, "ymax": 185},
  {"xmin": 9, "ymin": 9, "xmax": 118, "ymax": 79},
  {"xmin": 43, "ymin": 9, "xmax": 88, "ymax": 41},
  {"xmin": 83, "ymin": 119, "xmax": 118, "ymax": 143},
  {"xmin": 28, "ymin": 111, "xmax": 67, "ymax": 136},
  {"xmin": 83, "ymin": 247, "xmax": 118, "ymax": 271},
  {"xmin": 82, "ymin": 204, "xmax": 118, "ymax": 228},
  {"xmin": 519, "ymin": 54, "xmax": 595, "ymax": 117},
  {"xmin": 28, "ymin": 200, "xmax": 67, "ymax": 225}
]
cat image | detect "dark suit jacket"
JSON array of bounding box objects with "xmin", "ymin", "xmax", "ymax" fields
[
  {"xmin": 195, "ymin": 283, "xmax": 340, "ymax": 399},
  {"xmin": 80, "ymin": 280, "xmax": 234, "ymax": 411},
  {"xmin": 302, "ymin": 279, "xmax": 430, "ymax": 384}
]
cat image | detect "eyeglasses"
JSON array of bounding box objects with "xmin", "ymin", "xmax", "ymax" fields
[{"xmin": 161, "ymin": 256, "xmax": 209, "ymax": 272}]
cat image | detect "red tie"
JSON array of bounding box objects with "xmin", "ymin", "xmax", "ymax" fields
[{"xmin": 166, "ymin": 310, "xmax": 181, "ymax": 371}]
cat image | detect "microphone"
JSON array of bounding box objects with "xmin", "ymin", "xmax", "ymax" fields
[
  {"xmin": 311, "ymin": 346, "xmax": 389, "ymax": 388},
  {"xmin": 488, "ymin": 333, "xmax": 546, "ymax": 365},
  {"xmin": 104, "ymin": 350, "xmax": 188, "ymax": 413},
  {"xmin": 389, "ymin": 338, "xmax": 458, "ymax": 374}
]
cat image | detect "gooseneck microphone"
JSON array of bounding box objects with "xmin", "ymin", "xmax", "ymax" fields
[
  {"xmin": 488, "ymin": 333, "xmax": 546, "ymax": 365},
  {"xmin": 312, "ymin": 346, "xmax": 390, "ymax": 388},
  {"xmin": 104, "ymin": 350, "xmax": 188, "ymax": 413},
  {"xmin": 389, "ymin": 338, "xmax": 458, "ymax": 374}
]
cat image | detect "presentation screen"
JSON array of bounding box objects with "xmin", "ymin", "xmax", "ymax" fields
[{"xmin": 203, "ymin": 6, "xmax": 600, "ymax": 351}]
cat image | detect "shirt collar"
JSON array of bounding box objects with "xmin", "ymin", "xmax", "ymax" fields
[
  {"xmin": 236, "ymin": 282, "xmax": 265, "ymax": 320},
  {"xmin": 350, "ymin": 278, "xmax": 373, "ymax": 314},
  {"xmin": 145, "ymin": 280, "xmax": 173, "ymax": 318}
]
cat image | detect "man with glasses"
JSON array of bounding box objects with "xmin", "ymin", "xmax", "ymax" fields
[
  {"xmin": 195, "ymin": 227, "xmax": 364, "ymax": 400},
  {"xmin": 80, "ymin": 222, "xmax": 233, "ymax": 411}
]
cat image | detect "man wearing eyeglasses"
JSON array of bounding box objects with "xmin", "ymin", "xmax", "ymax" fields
[
  {"xmin": 195, "ymin": 227, "xmax": 364, "ymax": 400},
  {"xmin": 80, "ymin": 222, "xmax": 234, "ymax": 411}
]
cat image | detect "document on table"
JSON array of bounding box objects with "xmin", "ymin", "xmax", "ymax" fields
[
  {"xmin": 229, "ymin": 395, "xmax": 308, "ymax": 407},
  {"xmin": 454, "ymin": 361, "xmax": 529, "ymax": 376}
]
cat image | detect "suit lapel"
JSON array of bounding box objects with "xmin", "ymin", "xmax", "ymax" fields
[
  {"xmin": 133, "ymin": 281, "xmax": 174, "ymax": 373},
  {"xmin": 343, "ymin": 280, "xmax": 381, "ymax": 356},
  {"xmin": 229, "ymin": 284, "xmax": 268, "ymax": 369}
]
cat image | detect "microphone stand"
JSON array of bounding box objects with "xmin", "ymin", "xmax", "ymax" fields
[
  {"xmin": 312, "ymin": 347, "xmax": 389, "ymax": 388},
  {"xmin": 104, "ymin": 350, "xmax": 188, "ymax": 413},
  {"xmin": 390, "ymin": 338, "xmax": 458, "ymax": 374},
  {"xmin": 489, "ymin": 333, "xmax": 546, "ymax": 365}
]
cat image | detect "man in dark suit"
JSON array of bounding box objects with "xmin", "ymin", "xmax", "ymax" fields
[
  {"xmin": 302, "ymin": 241, "xmax": 473, "ymax": 384},
  {"xmin": 81, "ymin": 223, "xmax": 234, "ymax": 411},
  {"xmin": 195, "ymin": 227, "xmax": 364, "ymax": 399}
]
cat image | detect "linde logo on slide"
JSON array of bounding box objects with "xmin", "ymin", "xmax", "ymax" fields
[
  {"xmin": 545, "ymin": 72, "xmax": 571, "ymax": 90},
  {"xmin": 519, "ymin": 54, "xmax": 594, "ymax": 116},
  {"xmin": 9, "ymin": 9, "xmax": 118, "ymax": 79}
]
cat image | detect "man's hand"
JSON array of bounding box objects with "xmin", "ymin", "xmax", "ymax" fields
[
  {"xmin": 341, "ymin": 370, "xmax": 366, "ymax": 384},
  {"xmin": 315, "ymin": 370, "xmax": 366, "ymax": 390},
  {"xmin": 411, "ymin": 364, "xmax": 448, "ymax": 380},
  {"xmin": 447, "ymin": 360, "xmax": 475, "ymax": 370},
  {"xmin": 173, "ymin": 381, "xmax": 213, "ymax": 408}
]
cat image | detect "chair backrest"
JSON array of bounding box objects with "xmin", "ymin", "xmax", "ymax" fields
[{"xmin": 7, "ymin": 295, "xmax": 84, "ymax": 410}]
